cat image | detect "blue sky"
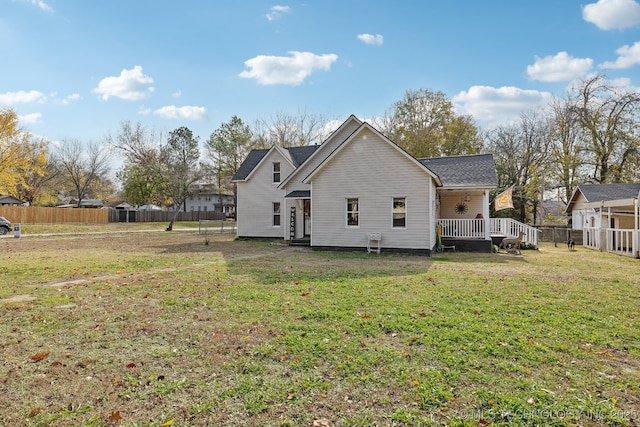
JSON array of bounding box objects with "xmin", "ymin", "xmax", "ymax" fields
[{"xmin": 2, "ymin": 0, "xmax": 640, "ymax": 147}]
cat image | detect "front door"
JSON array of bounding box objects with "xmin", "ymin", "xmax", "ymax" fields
[{"xmin": 303, "ymin": 199, "xmax": 311, "ymax": 237}]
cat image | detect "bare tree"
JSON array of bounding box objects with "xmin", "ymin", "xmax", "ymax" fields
[
  {"xmin": 569, "ymin": 74, "xmax": 640, "ymax": 183},
  {"xmin": 55, "ymin": 139, "xmax": 110, "ymax": 207},
  {"xmin": 485, "ymin": 112, "xmax": 551, "ymax": 223},
  {"xmin": 253, "ymin": 110, "xmax": 330, "ymax": 148},
  {"xmin": 547, "ymin": 97, "xmax": 587, "ymax": 203}
]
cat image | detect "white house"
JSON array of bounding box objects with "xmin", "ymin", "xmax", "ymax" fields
[
  {"xmin": 566, "ymin": 183, "xmax": 640, "ymax": 257},
  {"xmin": 233, "ymin": 115, "xmax": 534, "ymax": 254},
  {"xmin": 184, "ymin": 183, "xmax": 235, "ymax": 217}
]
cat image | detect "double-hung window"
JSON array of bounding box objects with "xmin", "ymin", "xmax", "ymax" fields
[
  {"xmin": 392, "ymin": 197, "xmax": 406, "ymax": 228},
  {"xmin": 346, "ymin": 198, "xmax": 359, "ymax": 227},
  {"xmin": 273, "ymin": 202, "xmax": 281, "ymax": 227},
  {"xmin": 272, "ymin": 162, "xmax": 281, "ymax": 183}
]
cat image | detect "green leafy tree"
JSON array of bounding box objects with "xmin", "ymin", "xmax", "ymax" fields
[
  {"xmin": 205, "ymin": 116, "xmax": 253, "ymax": 213},
  {"xmin": 381, "ymin": 88, "xmax": 482, "ymax": 158},
  {"xmin": 161, "ymin": 126, "xmax": 202, "ymax": 230}
]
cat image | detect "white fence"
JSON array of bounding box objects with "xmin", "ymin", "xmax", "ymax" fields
[
  {"xmin": 606, "ymin": 228, "xmax": 637, "ymax": 257},
  {"xmin": 582, "ymin": 227, "xmax": 638, "ymax": 257},
  {"xmin": 583, "ymin": 227, "xmax": 600, "ymax": 250}
]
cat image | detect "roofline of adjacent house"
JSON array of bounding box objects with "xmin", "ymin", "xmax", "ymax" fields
[
  {"xmin": 583, "ymin": 197, "xmax": 638, "ymax": 209},
  {"xmin": 278, "ymin": 114, "xmax": 363, "ymax": 189},
  {"xmin": 302, "ymin": 122, "xmax": 443, "ymax": 186}
]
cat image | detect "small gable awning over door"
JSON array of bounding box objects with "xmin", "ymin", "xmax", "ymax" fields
[{"xmin": 285, "ymin": 190, "xmax": 310, "ymax": 198}]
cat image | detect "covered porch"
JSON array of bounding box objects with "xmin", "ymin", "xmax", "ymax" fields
[
  {"xmin": 582, "ymin": 198, "xmax": 639, "ymax": 258},
  {"xmin": 436, "ymin": 188, "xmax": 538, "ymax": 251}
]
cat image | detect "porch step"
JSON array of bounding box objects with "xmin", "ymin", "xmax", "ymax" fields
[{"xmin": 290, "ymin": 238, "xmax": 310, "ymax": 246}]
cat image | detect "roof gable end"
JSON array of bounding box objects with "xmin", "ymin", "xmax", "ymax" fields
[{"xmin": 302, "ymin": 122, "xmax": 442, "ymax": 185}]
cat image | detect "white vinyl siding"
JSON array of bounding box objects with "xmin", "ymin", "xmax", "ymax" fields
[
  {"xmin": 236, "ymin": 150, "xmax": 294, "ymax": 238},
  {"xmin": 310, "ymin": 128, "xmax": 433, "ymax": 250},
  {"xmin": 283, "ymin": 118, "xmax": 361, "ymax": 193},
  {"xmin": 439, "ymin": 194, "xmax": 485, "ymax": 219}
]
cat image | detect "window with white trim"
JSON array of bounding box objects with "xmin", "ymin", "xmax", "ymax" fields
[
  {"xmin": 272, "ymin": 162, "xmax": 281, "ymax": 183},
  {"xmin": 273, "ymin": 202, "xmax": 281, "ymax": 227},
  {"xmin": 393, "ymin": 197, "xmax": 406, "ymax": 228},
  {"xmin": 346, "ymin": 198, "xmax": 359, "ymax": 227}
]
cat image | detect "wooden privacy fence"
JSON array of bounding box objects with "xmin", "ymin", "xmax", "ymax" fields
[
  {"xmin": 110, "ymin": 209, "xmax": 225, "ymax": 223},
  {"xmin": 0, "ymin": 206, "xmax": 227, "ymax": 224},
  {"xmin": 0, "ymin": 206, "xmax": 108, "ymax": 224}
]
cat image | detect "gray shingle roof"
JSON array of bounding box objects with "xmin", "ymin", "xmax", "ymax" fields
[
  {"xmin": 232, "ymin": 149, "xmax": 269, "ymax": 181},
  {"xmin": 232, "ymin": 146, "xmax": 319, "ymax": 181},
  {"xmin": 577, "ymin": 183, "xmax": 640, "ymax": 202},
  {"xmin": 418, "ymin": 154, "xmax": 498, "ymax": 188}
]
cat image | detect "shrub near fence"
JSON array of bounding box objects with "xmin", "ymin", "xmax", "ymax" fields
[{"xmin": 0, "ymin": 206, "xmax": 108, "ymax": 224}]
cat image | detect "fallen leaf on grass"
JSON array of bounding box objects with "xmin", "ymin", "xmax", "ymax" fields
[
  {"xmin": 126, "ymin": 363, "xmax": 136, "ymax": 369},
  {"xmin": 109, "ymin": 411, "xmax": 123, "ymax": 422},
  {"xmin": 31, "ymin": 352, "xmax": 49, "ymax": 362},
  {"xmin": 161, "ymin": 419, "xmax": 174, "ymax": 426},
  {"xmin": 28, "ymin": 408, "xmax": 42, "ymax": 418},
  {"xmin": 361, "ymin": 314, "xmax": 372, "ymax": 319}
]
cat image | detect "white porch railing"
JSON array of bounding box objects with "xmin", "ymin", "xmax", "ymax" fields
[
  {"xmin": 583, "ymin": 226, "xmax": 600, "ymax": 250},
  {"xmin": 489, "ymin": 218, "xmax": 538, "ymax": 246},
  {"xmin": 438, "ymin": 218, "xmax": 538, "ymax": 246},
  {"xmin": 438, "ymin": 218, "xmax": 486, "ymax": 239},
  {"xmin": 606, "ymin": 228, "xmax": 637, "ymax": 257}
]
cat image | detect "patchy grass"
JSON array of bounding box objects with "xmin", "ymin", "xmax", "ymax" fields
[{"xmin": 0, "ymin": 228, "xmax": 638, "ymax": 426}]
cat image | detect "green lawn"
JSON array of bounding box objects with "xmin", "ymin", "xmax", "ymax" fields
[{"xmin": 0, "ymin": 229, "xmax": 638, "ymax": 426}]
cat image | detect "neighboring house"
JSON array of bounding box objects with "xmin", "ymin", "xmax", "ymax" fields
[
  {"xmin": 565, "ymin": 183, "xmax": 640, "ymax": 257},
  {"xmin": 0, "ymin": 195, "xmax": 25, "ymax": 206},
  {"xmin": 184, "ymin": 184, "xmax": 235, "ymax": 217},
  {"xmin": 233, "ymin": 115, "xmax": 536, "ymax": 254},
  {"xmin": 58, "ymin": 198, "xmax": 104, "ymax": 208}
]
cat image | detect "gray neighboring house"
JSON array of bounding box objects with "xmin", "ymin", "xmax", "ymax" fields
[
  {"xmin": 0, "ymin": 195, "xmax": 25, "ymax": 206},
  {"xmin": 566, "ymin": 183, "xmax": 640, "ymax": 257},
  {"xmin": 233, "ymin": 115, "xmax": 535, "ymax": 254}
]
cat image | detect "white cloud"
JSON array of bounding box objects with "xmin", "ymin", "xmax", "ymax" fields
[
  {"xmin": 92, "ymin": 66, "xmax": 155, "ymax": 101},
  {"xmin": 18, "ymin": 112, "xmax": 42, "ymax": 124},
  {"xmin": 0, "ymin": 90, "xmax": 46, "ymax": 105},
  {"xmin": 54, "ymin": 93, "xmax": 81, "ymax": 105},
  {"xmin": 138, "ymin": 106, "xmax": 152, "ymax": 116},
  {"xmin": 266, "ymin": 5, "xmax": 291, "ymax": 21},
  {"xmin": 239, "ymin": 51, "xmax": 338, "ymax": 85},
  {"xmin": 172, "ymin": 90, "xmax": 182, "ymax": 98},
  {"xmin": 453, "ymin": 85, "xmax": 553, "ymax": 128},
  {"xmin": 23, "ymin": 0, "xmax": 53, "ymax": 12},
  {"xmin": 357, "ymin": 33, "xmax": 384, "ymax": 46},
  {"xmin": 527, "ymin": 52, "xmax": 593, "ymax": 82},
  {"xmin": 583, "ymin": 0, "xmax": 640, "ymax": 30},
  {"xmin": 153, "ymin": 105, "xmax": 208, "ymax": 120},
  {"xmin": 600, "ymin": 41, "xmax": 640, "ymax": 68}
]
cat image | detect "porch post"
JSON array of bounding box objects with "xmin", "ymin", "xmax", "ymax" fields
[
  {"xmin": 635, "ymin": 196, "xmax": 639, "ymax": 257},
  {"xmin": 483, "ymin": 190, "xmax": 491, "ymax": 241}
]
